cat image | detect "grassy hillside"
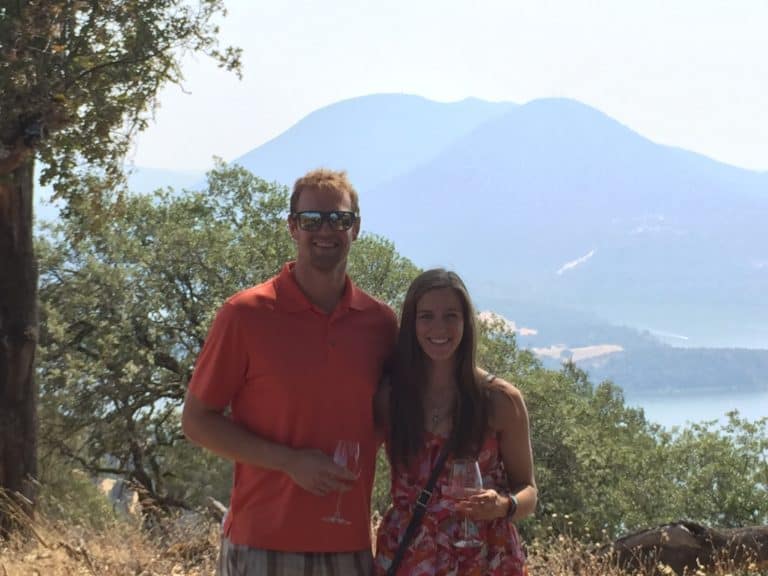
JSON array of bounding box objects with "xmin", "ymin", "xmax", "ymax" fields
[
  {"xmin": 2, "ymin": 511, "xmax": 763, "ymax": 575},
  {"xmin": 2, "ymin": 472, "xmax": 764, "ymax": 576}
]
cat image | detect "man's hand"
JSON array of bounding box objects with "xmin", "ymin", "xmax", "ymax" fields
[
  {"xmin": 284, "ymin": 448, "xmax": 357, "ymax": 496},
  {"xmin": 182, "ymin": 394, "xmax": 357, "ymax": 496},
  {"xmin": 454, "ymin": 489, "xmax": 509, "ymax": 521}
]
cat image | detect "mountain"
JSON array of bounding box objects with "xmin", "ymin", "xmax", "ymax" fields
[
  {"xmin": 232, "ymin": 94, "xmax": 766, "ymax": 349},
  {"xmin": 234, "ymin": 93, "xmax": 518, "ymax": 193},
  {"xmin": 582, "ymin": 345, "xmax": 768, "ymax": 397},
  {"xmin": 363, "ymin": 97, "xmax": 768, "ymax": 348}
]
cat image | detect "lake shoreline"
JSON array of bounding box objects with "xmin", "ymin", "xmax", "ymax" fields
[{"xmin": 626, "ymin": 390, "xmax": 768, "ymax": 428}]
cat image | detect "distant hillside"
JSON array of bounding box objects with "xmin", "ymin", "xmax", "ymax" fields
[
  {"xmin": 488, "ymin": 298, "xmax": 768, "ymax": 396},
  {"xmin": 362, "ymin": 97, "xmax": 768, "ymax": 349},
  {"xmin": 234, "ymin": 93, "xmax": 517, "ymax": 193},
  {"xmin": 224, "ymin": 94, "xmax": 768, "ymax": 348},
  {"xmin": 581, "ymin": 346, "xmax": 768, "ymax": 397},
  {"xmin": 483, "ymin": 295, "xmax": 662, "ymax": 349}
]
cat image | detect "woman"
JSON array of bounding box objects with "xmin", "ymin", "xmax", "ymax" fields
[{"xmin": 374, "ymin": 269, "xmax": 537, "ymax": 576}]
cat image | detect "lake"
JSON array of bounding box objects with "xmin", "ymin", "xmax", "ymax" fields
[{"xmin": 627, "ymin": 391, "xmax": 768, "ymax": 429}]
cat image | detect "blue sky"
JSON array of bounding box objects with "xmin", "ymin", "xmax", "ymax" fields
[{"xmin": 130, "ymin": 0, "xmax": 768, "ymax": 173}]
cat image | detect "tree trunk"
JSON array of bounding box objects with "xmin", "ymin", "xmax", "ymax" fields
[{"xmin": 0, "ymin": 155, "xmax": 38, "ymax": 535}]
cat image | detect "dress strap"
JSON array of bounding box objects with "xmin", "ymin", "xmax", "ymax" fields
[{"xmin": 485, "ymin": 373, "xmax": 497, "ymax": 384}]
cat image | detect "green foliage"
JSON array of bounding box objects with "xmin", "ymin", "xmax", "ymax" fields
[
  {"xmin": 0, "ymin": 0, "xmax": 240, "ymax": 196},
  {"xmin": 36, "ymin": 452, "xmax": 121, "ymax": 531},
  {"xmin": 657, "ymin": 414, "xmax": 768, "ymax": 527},
  {"xmin": 475, "ymin": 322, "xmax": 768, "ymax": 542},
  {"xmin": 371, "ymin": 447, "xmax": 392, "ymax": 518},
  {"xmin": 547, "ymin": 372, "xmax": 667, "ymax": 537},
  {"xmin": 153, "ymin": 423, "xmax": 233, "ymax": 506},
  {"xmin": 477, "ymin": 313, "xmax": 541, "ymax": 381},
  {"xmin": 512, "ymin": 359, "xmax": 678, "ymax": 540},
  {"xmin": 348, "ymin": 234, "xmax": 420, "ymax": 312}
]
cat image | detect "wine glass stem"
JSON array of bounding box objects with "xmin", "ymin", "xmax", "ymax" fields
[
  {"xmin": 464, "ymin": 517, "xmax": 470, "ymax": 539},
  {"xmin": 334, "ymin": 493, "xmax": 343, "ymax": 519}
]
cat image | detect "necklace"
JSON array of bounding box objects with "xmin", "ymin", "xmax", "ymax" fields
[
  {"xmin": 425, "ymin": 381, "xmax": 456, "ymax": 431},
  {"xmin": 428, "ymin": 403, "xmax": 453, "ymax": 430}
]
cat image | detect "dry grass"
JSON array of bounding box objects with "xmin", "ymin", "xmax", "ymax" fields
[
  {"xmin": 525, "ymin": 534, "xmax": 768, "ymax": 576},
  {"xmin": 1, "ymin": 494, "xmax": 765, "ymax": 576},
  {"xmin": 5, "ymin": 524, "xmax": 767, "ymax": 576},
  {"xmin": 0, "ymin": 493, "xmax": 219, "ymax": 576}
]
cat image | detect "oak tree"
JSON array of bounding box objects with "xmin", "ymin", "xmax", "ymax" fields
[{"xmin": 0, "ymin": 0, "xmax": 239, "ymax": 531}]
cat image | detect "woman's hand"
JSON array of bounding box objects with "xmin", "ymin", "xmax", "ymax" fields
[{"xmin": 454, "ymin": 489, "xmax": 510, "ymax": 521}]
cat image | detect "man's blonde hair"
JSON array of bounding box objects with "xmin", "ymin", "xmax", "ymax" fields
[{"xmin": 290, "ymin": 169, "xmax": 360, "ymax": 215}]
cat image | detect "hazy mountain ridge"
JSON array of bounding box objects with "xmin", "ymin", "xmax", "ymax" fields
[
  {"xmin": 358, "ymin": 97, "xmax": 767, "ymax": 349},
  {"xmin": 234, "ymin": 93, "xmax": 518, "ymax": 193},
  {"xmin": 486, "ymin": 299, "xmax": 768, "ymax": 396},
  {"xmin": 582, "ymin": 346, "xmax": 768, "ymax": 397}
]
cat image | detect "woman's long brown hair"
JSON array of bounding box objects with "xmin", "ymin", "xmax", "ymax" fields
[{"xmin": 389, "ymin": 269, "xmax": 487, "ymax": 470}]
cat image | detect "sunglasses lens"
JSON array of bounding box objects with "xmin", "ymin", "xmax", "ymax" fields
[
  {"xmin": 297, "ymin": 212, "xmax": 322, "ymax": 231},
  {"xmin": 330, "ymin": 212, "xmax": 355, "ymax": 230},
  {"xmin": 294, "ymin": 211, "xmax": 356, "ymax": 231}
]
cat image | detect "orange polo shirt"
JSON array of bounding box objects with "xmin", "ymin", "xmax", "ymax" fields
[{"xmin": 188, "ymin": 263, "xmax": 397, "ymax": 552}]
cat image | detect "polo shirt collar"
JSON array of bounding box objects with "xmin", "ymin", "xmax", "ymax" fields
[{"xmin": 274, "ymin": 262, "xmax": 374, "ymax": 313}]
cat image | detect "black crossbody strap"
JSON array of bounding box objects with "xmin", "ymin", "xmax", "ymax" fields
[{"xmin": 386, "ymin": 441, "xmax": 452, "ymax": 576}]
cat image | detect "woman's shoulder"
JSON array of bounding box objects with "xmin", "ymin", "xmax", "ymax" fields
[
  {"xmin": 477, "ymin": 369, "xmax": 523, "ymax": 400},
  {"xmin": 478, "ymin": 371, "xmax": 527, "ymax": 432}
]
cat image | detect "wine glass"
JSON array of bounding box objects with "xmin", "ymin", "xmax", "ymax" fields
[
  {"xmin": 322, "ymin": 440, "xmax": 361, "ymax": 525},
  {"xmin": 446, "ymin": 458, "xmax": 484, "ymax": 548}
]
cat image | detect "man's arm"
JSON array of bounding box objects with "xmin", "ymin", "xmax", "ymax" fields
[{"xmin": 182, "ymin": 391, "xmax": 355, "ymax": 496}]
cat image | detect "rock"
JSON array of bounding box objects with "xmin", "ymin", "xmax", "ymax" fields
[{"xmin": 600, "ymin": 520, "xmax": 768, "ymax": 575}]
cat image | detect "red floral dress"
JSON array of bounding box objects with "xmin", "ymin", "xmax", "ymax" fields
[{"xmin": 374, "ymin": 432, "xmax": 527, "ymax": 575}]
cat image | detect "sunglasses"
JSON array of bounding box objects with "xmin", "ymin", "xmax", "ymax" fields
[{"xmin": 291, "ymin": 210, "xmax": 358, "ymax": 231}]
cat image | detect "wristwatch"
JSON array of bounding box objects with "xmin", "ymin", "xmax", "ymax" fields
[{"xmin": 506, "ymin": 493, "xmax": 519, "ymax": 519}]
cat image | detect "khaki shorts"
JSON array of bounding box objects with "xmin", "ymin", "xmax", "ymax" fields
[{"xmin": 218, "ymin": 537, "xmax": 373, "ymax": 576}]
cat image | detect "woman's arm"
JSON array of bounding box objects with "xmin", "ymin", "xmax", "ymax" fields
[
  {"xmin": 459, "ymin": 378, "xmax": 538, "ymax": 522},
  {"xmin": 491, "ymin": 379, "xmax": 538, "ymax": 521}
]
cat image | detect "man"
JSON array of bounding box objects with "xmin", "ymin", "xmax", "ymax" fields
[{"xmin": 182, "ymin": 169, "xmax": 398, "ymax": 575}]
